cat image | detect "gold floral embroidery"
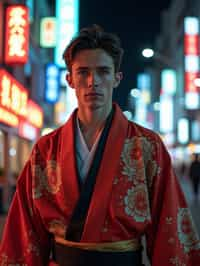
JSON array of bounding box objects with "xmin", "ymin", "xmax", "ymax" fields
[
  {"xmin": 113, "ymin": 176, "xmax": 119, "ymax": 185},
  {"xmin": 121, "ymin": 137, "xmax": 158, "ymax": 187},
  {"xmin": 0, "ymin": 253, "xmax": 28, "ymax": 265},
  {"xmin": 168, "ymin": 237, "xmax": 175, "ymax": 244},
  {"xmin": 121, "ymin": 138, "xmax": 137, "ymax": 182},
  {"xmin": 26, "ymin": 242, "xmax": 40, "ymax": 256},
  {"xmin": 146, "ymin": 159, "xmax": 157, "ymax": 188},
  {"xmin": 166, "ymin": 216, "xmax": 173, "ymax": 225},
  {"xmin": 124, "ymin": 184, "xmax": 151, "ymax": 222},
  {"xmin": 169, "ymin": 256, "xmax": 186, "ymax": 266},
  {"xmin": 32, "ymin": 160, "xmax": 62, "ymax": 199},
  {"xmin": 101, "ymin": 219, "xmax": 109, "ymax": 233},
  {"xmin": 177, "ymin": 208, "xmax": 200, "ymax": 253},
  {"xmin": 48, "ymin": 219, "xmax": 67, "ymax": 238}
]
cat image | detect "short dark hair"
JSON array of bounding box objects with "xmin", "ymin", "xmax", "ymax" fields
[{"xmin": 63, "ymin": 24, "xmax": 124, "ymax": 73}]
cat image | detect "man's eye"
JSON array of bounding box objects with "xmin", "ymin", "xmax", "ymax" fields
[
  {"xmin": 78, "ymin": 70, "xmax": 88, "ymax": 75},
  {"xmin": 99, "ymin": 69, "xmax": 110, "ymax": 74}
]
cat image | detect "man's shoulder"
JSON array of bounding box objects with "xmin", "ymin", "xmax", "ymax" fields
[
  {"xmin": 128, "ymin": 120, "xmax": 161, "ymax": 142},
  {"xmin": 37, "ymin": 125, "xmax": 64, "ymax": 147}
]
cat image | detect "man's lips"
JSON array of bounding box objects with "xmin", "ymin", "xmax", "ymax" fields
[{"xmin": 85, "ymin": 93, "xmax": 103, "ymax": 97}]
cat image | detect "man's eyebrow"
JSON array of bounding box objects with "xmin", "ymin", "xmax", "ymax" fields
[
  {"xmin": 75, "ymin": 66, "xmax": 112, "ymax": 70},
  {"xmin": 97, "ymin": 66, "xmax": 112, "ymax": 69},
  {"xmin": 75, "ymin": 66, "xmax": 89, "ymax": 70}
]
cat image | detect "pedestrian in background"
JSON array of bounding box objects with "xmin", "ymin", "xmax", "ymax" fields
[
  {"xmin": 189, "ymin": 153, "xmax": 200, "ymax": 202},
  {"xmin": 0, "ymin": 24, "xmax": 200, "ymax": 266}
]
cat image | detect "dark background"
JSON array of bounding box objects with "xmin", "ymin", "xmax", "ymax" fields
[{"xmin": 79, "ymin": 0, "xmax": 172, "ymax": 109}]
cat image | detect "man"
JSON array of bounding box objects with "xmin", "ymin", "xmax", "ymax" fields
[
  {"xmin": 0, "ymin": 25, "xmax": 200, "ymax": 266},
  {"xmin": 189, "ymin": 153, "xmax": 200, "ymax": 202}
]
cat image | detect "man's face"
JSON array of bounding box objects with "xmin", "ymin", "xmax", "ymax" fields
[{"xmin": 66, "ymin": 48, "xmax": 122, "ymax": 112}]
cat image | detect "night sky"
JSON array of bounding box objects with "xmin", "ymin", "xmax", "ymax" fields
[{"xmin": 79, "ymin": 0, "xmax": 172, "ymax": 109}]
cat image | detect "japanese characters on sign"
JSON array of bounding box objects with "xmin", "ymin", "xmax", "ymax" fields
[
  {"xmin": 0, "ymin": 69, "xmax": 28, "ymax": 127},
  {"xmin": 0, "ymin": 69, "xmax": 43, "ymax": 133},
  {"xmin": 4, "ymin": 5, "xmax": 29, "ymax": 64}
]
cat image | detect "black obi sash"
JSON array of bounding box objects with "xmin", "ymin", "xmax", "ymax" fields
[{"xmin": 53, "ymin": 243, "xmax": 143, "ymax": 266}]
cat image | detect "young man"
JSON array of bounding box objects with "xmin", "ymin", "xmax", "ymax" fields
[{"xmin": 0, "ymin": 25, "xmax": 200, "ymax": 266}]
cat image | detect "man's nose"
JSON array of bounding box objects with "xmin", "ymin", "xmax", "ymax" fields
[{"xmin": 88, "ymin": 72, "xmax": 100, "ymax": 87}]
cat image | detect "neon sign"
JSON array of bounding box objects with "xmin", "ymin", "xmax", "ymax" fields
[
  {"xmin": 4, "ymin": 5, "xmax": 29, "ymax": 64},
  {"xmin": 27, "ymin": 100, "xmax": 43, "ymax": 128},
  {"xmin": 0, "ymin": 69, "xmax": 28, "ymax": 120},
  {"xmin": 40, "ymin": 17, "xmax": 57, "ymax": 48},
  {"xmin": 184, "ymin": 17, "xmax": 200, "ymax": 109}
]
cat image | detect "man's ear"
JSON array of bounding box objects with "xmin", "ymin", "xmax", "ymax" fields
[
  {"xmin": 66, "ymin": 73, "xmax": 74, "ymax": 88},
  {"xmin": 114, "ymin": 72, "xmax": 123, "ymax": 88}
]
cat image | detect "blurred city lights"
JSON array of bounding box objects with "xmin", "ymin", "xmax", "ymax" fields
[
  {"xmin": 130, "ymin": 88, "xmax": 140, "ymax": 98},
  {"xmin": 123, "ymin": 111, "xmax": 132, "ymax": 120},
  {"xmin": 9, "ymin": 148, "xmax": 16, "ymax": 157},
  {"xmin": 142, "ymin": 48, "xmax": 154, "ymax": 58},
  {"xmin": 153, "ymin": 102, "xmax": 160, "ymax": 111},
  {"xmin": 193, "ymin": 77, "xmax": 200, "ymax": 87}
]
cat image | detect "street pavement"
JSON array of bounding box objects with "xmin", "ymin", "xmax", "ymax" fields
[{"xmin": 179, "ymin": 177, "xmax": 200, "ymax": 236}]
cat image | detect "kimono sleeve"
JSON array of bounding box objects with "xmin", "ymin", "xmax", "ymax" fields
[
  {"xmin": 145, "ymin": 138, "xmax": 200, "ymax": 266},
  {"xmin": 0, "ymin": 154, "xmax": 52, "ymax": 265}
]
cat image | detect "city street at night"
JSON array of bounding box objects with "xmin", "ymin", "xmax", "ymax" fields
[{"xmin": 1, "ymin": 0, "xmax": 200, "ymax": 265}]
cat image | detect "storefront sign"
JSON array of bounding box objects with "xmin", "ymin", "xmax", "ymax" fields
[
  {"xmin": 0, "ymin": 69, "xmax": 28, "ymax": 127},
  {"xmin": 184, "ymin": 17, "xmax": 200, "ymax": 109},
  {"xmin": 19, "ymin": 121, "xmax": 39, "ymax": 141},
  {"xmin": 0, "ymin": 69, "xmax": 43, "ymax": 140},
  {"xmin": 55, "ymin": 0, "xmax": 79, "ymax": 67},
  {"xmin": 4, "ymin": 5, "xmax": 29, "ymax": 64},
  {"xmin": 27, "ymin": 100, "xmax": 43, "ymax": 128},
  {"xmin": 40, "ymin": 17, "xmax": 57, "ymax": 48},
  {"xmin": 45, "ymin": 63, "xmax": 60, "ymax": 103}
]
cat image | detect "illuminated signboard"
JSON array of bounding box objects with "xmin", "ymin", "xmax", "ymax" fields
[
  {"xmin": 26, "ymin": 0, "xmax": 34, "ymax": 22},
  {"xmin": 19, "ymin": 121, "xmax": 39, "ymax": 141},
  {"xmin": 27, "ymin": 100, "xmax": 43, "ymax": 128},
  {"xmin": 40, "ymin": 17, "xmax": 57, "ymax": 48},
  {"xmin": 161, "ymin": 69, "xmax": 176, "ymax": 95},
  {"xmin": 184, "ymin": 17, "xmax": 200, "ymax": 109},
  {"xmin": 4, "ymin": 5, "xmax": 29, "ymax": 64},
  {"xmin": 177, "ymin": 118, "xmax": 189, "ymax": 144},
  {"xmin": 0, "ymin": 107, "xmax": 19, "ymax": 127},
  {"xmin": 45, "ymin": 63, "xmax": 60, "ymax": 103},
  {"xmin": 159, "ymin": 94, "xmax": 173, "ymax": 133},
  {"xmin": 0, "ymin": 69, "xmax": 28, "ymax": 127},
  {"xmin": 18, "ymin": 99, "xmax": 43, "ymax": 140},
  {"xmin": 55, "ymin": 0, "xmax": 79, "ymax": 67},
  {"xmin": 134, "ymin": 73, "xmax": 151, "ymax": 128},
  {"xmin": 0, "ymin": 69, "xmax": 43, "ymax": 139}
]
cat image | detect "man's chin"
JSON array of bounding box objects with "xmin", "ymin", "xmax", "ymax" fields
[{"xmin": 87, "ymin": 103, "xmax": 103, "ymax": 110}]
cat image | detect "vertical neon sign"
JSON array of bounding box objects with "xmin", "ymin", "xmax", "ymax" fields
[
  {"xmin": 55, "ymin": 0, "xmax": 79, "ymax": 68},
  {"xmin": 4, "ymin": 5, "xmax": 29, "ymax": 64},
  {"xmin": 184, "ymin": 17, "xmax": 199, "ymax": 109}
]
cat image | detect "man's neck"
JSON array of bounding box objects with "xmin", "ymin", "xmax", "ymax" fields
[
  {"xmin": 77, "ymin": 106, "xmax": 112, "ymax": 150},
  {"xmin": 77, "ymin": 106, "xmax": 111, "ymax": 131}
]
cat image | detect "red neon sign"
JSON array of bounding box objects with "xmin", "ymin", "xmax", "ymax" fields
[
  {"xmin": 184, "ymin": 72, "xmax": 199, "ymax": 93},
  {"xmin": 0, "ymin": 69, "xmax": 28, "ymax": 127},
  {"xmin": 184, "ymin": 35, "xmax": 199, "ymax": 55},
  {"xmin": 4, "ymin": 5, "xmax": 29, "ymax": 64},
  {"xmin": 27, "ymin": 100, "xmax": 43, "ymax": 128}
]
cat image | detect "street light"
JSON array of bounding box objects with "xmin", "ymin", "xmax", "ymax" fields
[
  {"xmin": 142, "ymin": 48, "xmax": 154, "ymax": 58},
  {"xmin": 142, "ymin": 48, "xmax": 174, "ymax": 68}
]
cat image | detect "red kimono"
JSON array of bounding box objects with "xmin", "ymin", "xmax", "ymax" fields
[{"xmin": 0, "ymin": 103, "xmax": 199, "ymax": 265}]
